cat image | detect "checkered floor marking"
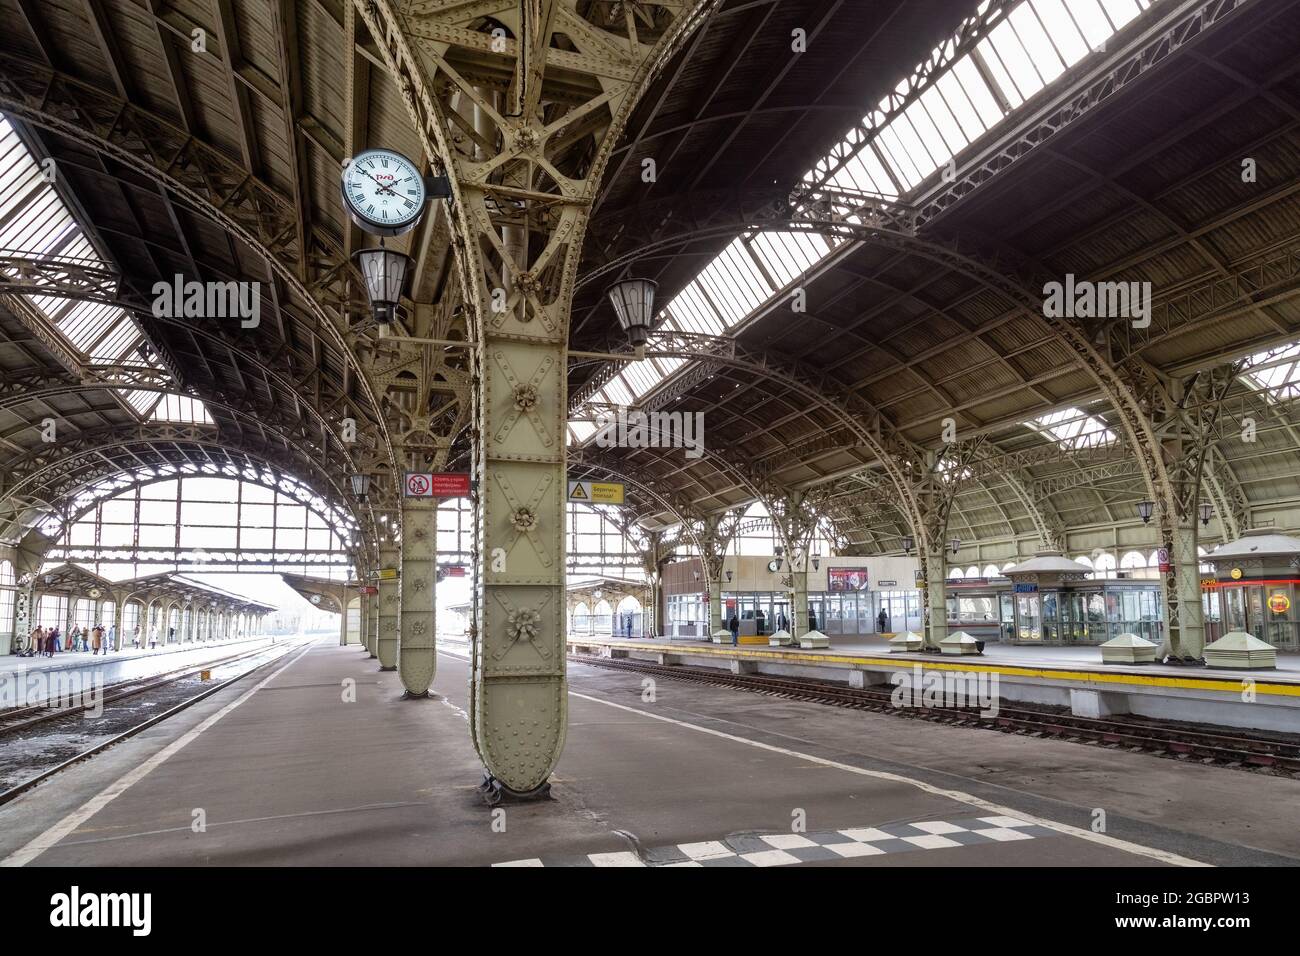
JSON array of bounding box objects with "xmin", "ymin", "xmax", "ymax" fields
[{"xmin": 491, "ymin": 815, "xmax": 1057, "ymax": 867}]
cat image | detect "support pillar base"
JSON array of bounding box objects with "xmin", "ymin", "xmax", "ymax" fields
[
  {"xmin": 479, "ymin": 773, "xmax": 552, "ymax": 807},
  {"xmin": 400, "ymin": 690, "xmax": 434, "ymax": 700},
  {"xmin": 379, "ymin": 665, "xmax": 396, "ymax": 672}
]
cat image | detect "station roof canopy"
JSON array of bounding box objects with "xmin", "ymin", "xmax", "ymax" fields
[{"xmin": 0, "ymin": 0, "xmax": 1298, "ymax": 561}]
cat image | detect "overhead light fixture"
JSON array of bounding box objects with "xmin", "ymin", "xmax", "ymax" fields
[
  {"xmin": 1199, "ymin": 502, "xmax": 1214, "ymax": 527},
  {"xmin": 355, "ymin": 246, "xmax": 412, "ymax": 325},
  {"xmin": 1136, "ymin": 500, "xmax": 1154, "ymax": 524},
  {"xmin": 949, "ymin": 538, "xmax": 961, "ymax": 556},
  {"xmin": 901, "ymin": 535, "xmax": 914, "ymax": 555},
  {"xmin": 725, "ymin": 569, "xmax": 733, "ymax": 583},
  {"xmin": 43, "ymin": 574, "xmax": 53, "ymax": 586},
  {"xmin": 350, "ymin": 473, "xmax": 372, "ymax": 502},
  {"xmin": 606, "ymin": 278, "xmax": 659, "ymax": 348}
]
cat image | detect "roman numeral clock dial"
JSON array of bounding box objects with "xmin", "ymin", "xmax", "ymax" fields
[{"xmin": 341, "ymin": 148, "xmax": 428, "ymax": 238}]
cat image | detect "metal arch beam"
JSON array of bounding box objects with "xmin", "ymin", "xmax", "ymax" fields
[
  {"xmin": 0, "ymin": 252, "xmax": 391, "ymax": 526},
  {"xmin": 0, "ymin": 383, "xmax": 338, "ymax": 480},
  {"xmin": 23, "ymin": 451, "xmax": 357, "ymax": 544},
  {"xmin": 573, "ymin": 189, "xmax": 1185, "ymax": 634},
  {"xmin": 573, "ymin": 331, "xmax": 1063, "ymax": 556},
  {"xmin": 0, "ymin": 53, "xmax": 397, "ymax": 479},
  {"xmin": 1202, "ymin": 445, "xmax": 1248, "ymax": 540},
  {"xmin": 0, "ymin": 423, "xmax": 357, "ymax": 531}
]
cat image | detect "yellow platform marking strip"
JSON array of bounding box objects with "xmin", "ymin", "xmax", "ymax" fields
[{"xmin": 567, "ymin": 639, "xmax": 1300, "ymax": 699}]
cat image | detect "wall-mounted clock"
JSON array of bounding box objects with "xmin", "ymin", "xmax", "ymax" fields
[
  {"xmin": 766, "ymin": 559, "xmax": 781, "ymax": 573},
  {"xmin": 310, "ymin": 594, "xmax": 322, "ymax": 605},
  {"xmin": 341, "ymin": 148, "xmax": 428, "ymax": 238}
]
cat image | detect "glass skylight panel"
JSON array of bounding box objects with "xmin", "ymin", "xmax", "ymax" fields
[
  {"xmin": 600, "ymin": 374, "xmax": 634, "ymax": 407},
  {"xmin": 621, "ymin": 359, "xmax": 660, "ymax": 396},
  {"xmin": 1028, "ymin": 407, "xmax": 1117, "ymax": 448},
  {"xmin": 1036, "ymin": 0, "xmax": 1092, "ymax": 62},
  {"xmin": 1011, "ymin": 3, "xmax": 1068, "ymax": 86},
  {"xmin": 124, "ymin": 390, "xmax": 160, "ymax": 415},
  {"xmin": 0, "ymin": 114, "xmax": 215, "ymax": 425},
  {"xmin": 670, "ymin": 281, "xmax": 726, "ymax": 335},
  {"xmin": 919, "ymin": 85, "xmax": 969, "ymax": 155},
  {"xmin": 1098, "ymin": 0, "xmax": 1144, "ymax": 30},
  {"xmin": 985, "ymin": 20, "xmax": 1043, "ymax": 102},
  {"xmin": 1070, "ymin": 0, "xmax": 1118, "ymax": 46},
  {"xmin": 1244, "ymin": 342, "xmax": 1300, "ymax": 402}
]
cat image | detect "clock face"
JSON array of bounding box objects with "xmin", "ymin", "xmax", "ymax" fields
[
  {"xmin": 341, "ymin": 149, "xmax": 427, "ymax": 237},
  {"xmin": 767, "ymin": 559, "xmax": 780, "ymax": 573}
]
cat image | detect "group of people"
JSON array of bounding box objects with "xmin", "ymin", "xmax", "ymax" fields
[
  {"xmin": 13, "ymin": 618, "xmax": 183, "ymax": 658},
  {"xmin": 23, "ymin": 622, "xmax": 116, "ymax": 657}
]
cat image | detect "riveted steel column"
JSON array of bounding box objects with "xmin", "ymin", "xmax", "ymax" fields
[
  {"xmin": 354, "ymin": 0, "xmax": 720, "ymax": 795},
  {"xmin": 377, "ymin": 545, "xmax": 399, "ymax": 671},
  {"xmin": 1170, "ymin": 525, "xmax": 1205, "ymax": 658},
  {"xmin": 477, "ymin": 331, "xmax": 568, "ymax": 790},
  {"xmin": 924, "ymin": 553, "xmax": 948, "ymax": 649},
  {"xmin": 399, "ymin": 499, "xmax": 437, "ymax": 696}
]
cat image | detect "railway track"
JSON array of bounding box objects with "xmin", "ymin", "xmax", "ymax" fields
[
  {"xmin": 0, "ymin": 643, "xmax": 284, "ymax": 737},
  {"xmin": 571, "ymin": 653, "xmax": 1300, "ymax": 775},
  {"xmin": 0, "ymin": 638, "xmax": 312, "ymax": 807}
]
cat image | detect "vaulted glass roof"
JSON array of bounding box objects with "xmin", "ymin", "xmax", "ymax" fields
[
  {"xmin": 569, "ymin": 0, "xmax": 1160, "ymax": 445},
  {"xmin": 0, "ymin": 115, "xmax": 210, "ymax": 425}
]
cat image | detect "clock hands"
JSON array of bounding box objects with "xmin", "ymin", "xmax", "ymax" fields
[{"xmin": 356, "ymin": 167, "xmax": 399, "ymax": 197}]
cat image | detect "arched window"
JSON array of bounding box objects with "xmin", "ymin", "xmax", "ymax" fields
[
  {"xmin": 965, "ymin": 565, "xmax": 980, "ymax": 579},
  {"xmin": 948, "ymin": 567, "xmax": 964, "ymax": 580},
  {"xmin": 1120, "ymin": 550, "xmax": 1147, "ymax": 570},
  {"xmin": 1093, "ymin": 552, "xmax": 1117, "ymax": 576},
  {"xmin": 982, "ymin": 564, "xmax": 1001, "ymax": 579}
]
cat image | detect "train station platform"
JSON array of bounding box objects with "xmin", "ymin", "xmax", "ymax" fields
[
  {"xmin": 1, "ymin": 636, "xmax": 274, "ymax": 707},
  {"xmin": 568, "ymin": 635, "xmax": 1300, "ymax": 734},
  {"xmin": 10, "ymin": 637, "xmax": 1292, "ymax": 867}
]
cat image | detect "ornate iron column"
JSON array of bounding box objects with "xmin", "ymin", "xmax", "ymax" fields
[
  {"xmin": 356, "ymin": 0, "xmax": 717, "ymax": 797},
  {"xmin": 399, "ymin": 498, "xmax": 437, "ymax": 696},
  {"xmin": 377, "ymin": 543, "xmax": 400, "ymax": 671}
]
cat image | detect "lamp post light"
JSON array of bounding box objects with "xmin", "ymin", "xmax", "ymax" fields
[
  {"xmin": 901, "ymin": 535, "xmax": 914, "ymax": 555},
  {"xmin": 725, "ymin": 569, "xmax": 733, "ymax": 583},
  {"xmin": 1199, "ymin": 502, "xmax": 1214, "ymax": 527},
  {"xmin": 354, "ymin": 246, "xmax": 412, "ymax": 325},
  {"xmin": 949, "ymin": 538, "xmax": 961, "ymax": 556},
  {"xmin": 1136, "ymin": 500, "xmax": 1154, "ymax": 524},
  {"xmin": 350, "ymin": 473, "xmax": 371, "ymax": 503},
  {"xmin": 606, "ymin": 278, "xmax": 659, "ymax": 352}
]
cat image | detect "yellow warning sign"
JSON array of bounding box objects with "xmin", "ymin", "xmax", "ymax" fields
[
  {"xmin": 567, "ymin": 481, "xmax": 624, "ymax": 504},
  {"xmin": 377, "ymin": 568, "xmax": 398, "ymax": 581}
]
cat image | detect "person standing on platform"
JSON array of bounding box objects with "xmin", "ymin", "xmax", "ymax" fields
[
  {"xmin": 91, "ymin": 625, "xmax": 103, "ymax": 656},
  {"xmin": 877, "ymin": 607, "xmax": 889, "ymax": 634},
  {"xmin": 728, "ymin": 613, "xmax": 739, "ymax": 646},
  {"xmin": 624, "ymin": 614, "xmax": 633, "ymax": 640},
  {"xmin": 32, "ymin": 625, "xmax": 45, "ymax": 657}
]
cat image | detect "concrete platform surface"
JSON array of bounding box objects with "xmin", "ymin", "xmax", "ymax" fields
[
  {"xmin": 1, "ymin": 637, "xmax": 1296, "ymax": 867},
  {"xmin": 571, "ymin": 633, "xmax": 1300, "ymax": 679}
]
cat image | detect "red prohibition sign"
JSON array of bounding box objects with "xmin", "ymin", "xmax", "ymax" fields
[{"xmin": 406, "ymin": 474, "xmax": 430, "ymax": 496}]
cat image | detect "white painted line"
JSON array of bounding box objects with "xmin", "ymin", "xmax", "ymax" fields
[
  {"xmin": 566, "ymin": 690, "xmax": 1211, "ymax": 867},
  {"xmin": 1, "ymin": 643, "xmax": 314, "ymax": 868}
]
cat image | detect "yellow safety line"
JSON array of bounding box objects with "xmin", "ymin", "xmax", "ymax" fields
[{"xmin": 567, "ymin": 638, "xmax": 1300, "ymax": 698}]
